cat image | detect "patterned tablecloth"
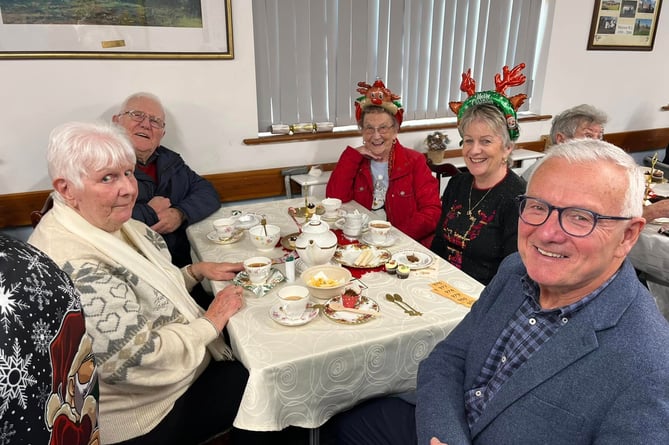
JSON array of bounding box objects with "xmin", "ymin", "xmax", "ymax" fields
[{"xmin": 187, "ymin": 198, "xmax": 484, "ymax": 431}]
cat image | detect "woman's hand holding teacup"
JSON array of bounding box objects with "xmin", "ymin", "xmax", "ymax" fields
[{"xmin": 204, "ymin": 284, "xmax": 245, "ymax": 332}]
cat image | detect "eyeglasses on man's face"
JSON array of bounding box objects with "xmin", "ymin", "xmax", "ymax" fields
[
  {"xmin": 362, "ymin": 124, "xmax": 394, "ymax": 135},
  {"xmin": 120, "ymin": 110, "xmax": 165, "ymax": 129},
  {"xmin": 516, "ymin": 195, "xmax": 632, "ymax": 237}
]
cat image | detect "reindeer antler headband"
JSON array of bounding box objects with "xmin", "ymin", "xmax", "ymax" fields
[
  {"xmin": 355, "ymin": 79, "xmax": 404, "ymax": 126},
  {"xmin": 449, "ymin": 63, "xmax": 527, "ymax": 141}
]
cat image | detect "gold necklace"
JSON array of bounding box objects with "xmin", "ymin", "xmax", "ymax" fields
[{"xmin": 467, "ymin": 183, "xmax": 493, "ymax": 221}]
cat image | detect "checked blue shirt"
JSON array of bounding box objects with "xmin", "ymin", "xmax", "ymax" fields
[{"xmin": 464, "ymin": 272, "xmax": 618, "ymax": 428}]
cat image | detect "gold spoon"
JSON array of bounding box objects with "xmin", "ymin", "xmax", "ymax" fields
[
  {"xmin": 385, "ymin": 293, "xmax": 412, "ymax": 315},
  {"xmin": 394, "ymin": 293, "xmax": 422, "ymax": 316},
  {"xmin": 260, "ymin": 215, "xmax": 268, "ymax": 236}
]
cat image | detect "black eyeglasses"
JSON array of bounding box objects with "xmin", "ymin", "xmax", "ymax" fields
[
  {"xmin": 120, "ymin": 110, "xmax": 165, "ymax": 129},
  {"xmin": 516, "ymin": 195, "xmax": 632, "ymax": 237}
]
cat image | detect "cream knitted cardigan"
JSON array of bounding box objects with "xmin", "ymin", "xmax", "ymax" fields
[{"xmin": 29, "ymin": 198, "xmax": 233, "ymax": 443}]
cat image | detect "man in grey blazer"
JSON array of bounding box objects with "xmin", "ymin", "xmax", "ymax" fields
[
  {"xmin": 416, "ymin": 139, "xmax": 669, "ymax": 444},
  {"xmin": 336, "ymin": 139, "xmax": 669, "ymax": 444}
]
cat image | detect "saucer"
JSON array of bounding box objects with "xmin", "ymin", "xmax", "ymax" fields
[
  {"xmin": 334, "ymin": 220, "xmax": 369, "ymax": 233},
  {"xmin": 207, "ymin": 229, "xmax": 245, "ymax": 245},
  {"xmin": 323, "ymin": 295, "xmax": 379, "ymax": 324},
  {"xmin": 269, "ymin": 302, "xmax": 319, "ymax": 326},
  {"xmin": 237, "ymin": 214, "xmax": 260, "ymax": 229},
  {"xmin": 321, "ymin": 210, "xmax": 345, "ymax": 221},
  {"xmin": 391, "ymin": 250, "xmax": 434, "ymax": 270},
  {"xmin": 233, "ymin": 268, "xmax": 285, "ymax": 297},
  {"xmin": 361, "ymin": 232, "xmax": 397, "ymax": 248},
  {"xmin": 295, "ymin": 258, "xmax": 339, "ymax": 275}
]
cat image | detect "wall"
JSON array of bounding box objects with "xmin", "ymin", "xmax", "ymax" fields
[{"xmin": 1, "ymin": 0, "xmax": 668, "ymax": 196}]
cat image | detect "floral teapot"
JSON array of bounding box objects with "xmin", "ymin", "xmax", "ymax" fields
[{"xmin": 295, "ymin": 215, "xmax": 338, "ymax": 267}]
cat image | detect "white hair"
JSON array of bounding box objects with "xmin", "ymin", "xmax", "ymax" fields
[
  {"xmin": 527, "ymin": 139, "xmax": 644, "ymax": 217},
  {"xmin": 47, "ymin": 121, "xmax": 136, "ymax": 190}
]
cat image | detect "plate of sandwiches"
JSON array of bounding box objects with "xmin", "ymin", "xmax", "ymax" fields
[{"xmin": 333, "ymin": 244, "xmax": 392, "ymax": 269}]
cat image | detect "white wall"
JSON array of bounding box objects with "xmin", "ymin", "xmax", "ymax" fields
[{"xmin": 1, "ymin": 0, "xmax": 668, "ymax": 195}]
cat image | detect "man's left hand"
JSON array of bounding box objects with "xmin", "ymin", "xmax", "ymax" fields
[
  {"xmin": 151, "ymin": 208, "xmax": 185, "ymax": 234},
  {"xmin": 195, "ymin": 262, "xmax": 245, "ymax": 281}
]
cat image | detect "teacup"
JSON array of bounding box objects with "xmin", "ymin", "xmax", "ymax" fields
[
  {"xmin": 336, "ymin": 210, "xmax": 369, "ymax": 239},
  {"xmin": 277, "ymin": 285, "xmax": 310, "ymax": 319},
  {"xmin": 243, "ymin": 256, "xmax": 272, "ymax": 284},
  {"xmin": 213, "ymin": 217, "xmax": 237, "ymax": 240},
  {"xmin": 368, "ymin": 220, "xmax": 392, "ymax": 244},
  {"xmin": 321, "ymin": 197, "xmax": 342, "ymax": 217}
]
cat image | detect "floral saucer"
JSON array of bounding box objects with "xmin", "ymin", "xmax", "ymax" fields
[
  {"xmin": 269, "ymin": 302, "xmax": 319, "ymax": 326},
  {"xmin": 323, "ymin": 295, "xmax": 379, "ymax": 324},
  {"xmin": 207, "ymin": 229, "xmax": 245, "ymax": 245},
  {"xmin": 233, "ymin": 268, "xmax": 285, "ymax": 297}
]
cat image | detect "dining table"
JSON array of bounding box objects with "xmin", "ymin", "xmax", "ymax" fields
[
  {"xmin": 629, "ymin": 223, "xmax": 669, "ymax": 320},
  {"xmin": 186, "ymin": 197, "xmax": 484, "ymax": 443},
  {"xmin": 629, "ymin": 177, "xmax": 669, "ymax": 320}
]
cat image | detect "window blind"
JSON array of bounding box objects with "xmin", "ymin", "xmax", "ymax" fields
[{"xmin": 252, "ymin": 0, "xmax": 546, "ymax": 133}]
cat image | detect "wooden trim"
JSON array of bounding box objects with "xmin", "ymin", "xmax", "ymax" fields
[
  {"xmin": 243, "ymin": 114, "xmax": 553, "ymax": 145},
  {"xmin": 2, "ymin": 128, "xmax": 668, "ymax": 229}
]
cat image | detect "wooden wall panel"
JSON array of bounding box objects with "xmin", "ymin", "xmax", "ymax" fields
[{"xmin": 2, "ymin": 130, "xmax": 667, "ymax": 229}]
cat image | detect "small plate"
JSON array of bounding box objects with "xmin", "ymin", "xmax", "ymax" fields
[
  {"xmin": 207, "ymin": 229, "xmax": 245, "ymax": 245},
  {"xmin": 295, "ymin": 258, "xmax": 339, "ymax": 275},
  {"xmin": 361, "ymin": 232, "xmax": 397, "ymax": 248},
  {"xmin": 321, "ymin": 209, "xmax": 346, "ymax": 221},
  {"xmin": 289, "ymin": 206, "xmax": 326, "ymax": 218},
  {"xmin": 233, "ymin": 268, "xmax": 285, "ymax": 297},
  {"xmin": 281, "ymin": 232, "xmax": 301, "ymax": 251},
  {"xmin": 237, "ymin": 214, "xmax": 260, "ymax": 229},
  {"xmin": 651, "ymin": 182, "xmax": 669, "ymax": 197},
  {"xmin": 323, "ymin": 295, "xmax": 379, "ymax": 324},
  {"xmin": 270, "ymin": 302, "xmax": 319, "ymax": 326},
  {"xmin": 391, "ymin": 250, "xmax": 434, "ymax": 270},
  {"xmin": 333, "ymin": 244, "xmax": 391, "ymax": 269}
]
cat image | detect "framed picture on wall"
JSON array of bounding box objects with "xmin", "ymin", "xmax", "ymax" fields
[
  {"xmin": 0, "ymin": 0, "xmax": 233, "ymax": 59},
  {"xmin": 588, "ymin": 0, "xmax": 663, "ymax": 50}
]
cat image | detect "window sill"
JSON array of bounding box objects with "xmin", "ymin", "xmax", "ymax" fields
[{"xmin": 243, "ymin": 114, "xmax": 552, "ymax": 145}]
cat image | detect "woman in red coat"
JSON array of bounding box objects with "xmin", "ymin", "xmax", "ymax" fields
[{"xmin": 326, "ymin": 80, "xmax": 441, "ymax": 246}]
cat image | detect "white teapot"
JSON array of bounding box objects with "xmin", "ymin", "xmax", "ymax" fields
[{"xmin": 295, "ymin": 215, "xmax": 338, "ymax": 267}]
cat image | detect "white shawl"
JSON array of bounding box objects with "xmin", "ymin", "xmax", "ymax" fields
[{"xmin": 49, "ymin": 199, "xmax": 233, "ymax": 360}]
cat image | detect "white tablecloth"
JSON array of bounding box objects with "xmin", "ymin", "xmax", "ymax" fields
[
  {"xmin": 187, "ymin": 198, "xmax": 483, "ymax": 431},
  {"xmin": 629, "ymin": 223, "xmax": 669, "ymax": 319}
]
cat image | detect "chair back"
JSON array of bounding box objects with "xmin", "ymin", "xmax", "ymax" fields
[
  {"xmin": 427, "ymin": 159, "xmax": 460, "ymax": 190},
  {"xmin": 30, "ymin": 194, "xmax": 54, "ymax": 228}
]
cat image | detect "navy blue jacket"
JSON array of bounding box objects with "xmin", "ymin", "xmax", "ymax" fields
[
  {"xmin": 417, "ymin": 253, "xmax": 669, "ymax": 444},
  {"xmin": 132, "ymin": 145, "xmax": 220, "ymax": 266}
]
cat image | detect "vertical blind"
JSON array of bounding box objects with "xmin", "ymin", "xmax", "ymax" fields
[{"xmin": 252, "ymin": 0, "xmax": 545, "ymax": 133}]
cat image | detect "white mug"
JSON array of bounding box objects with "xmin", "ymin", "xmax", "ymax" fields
[{"xmin": 277, "ymin": 285, "xmax": 310, "ymax": 319}]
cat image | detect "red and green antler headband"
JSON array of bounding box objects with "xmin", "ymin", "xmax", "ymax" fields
[
  {"xmin": 449, "ymin": 63, "xmax": 527, "ymax": 141},
  {"xmin": 354, "ymin": 79, "xmax": 404, "ymax": 126}
]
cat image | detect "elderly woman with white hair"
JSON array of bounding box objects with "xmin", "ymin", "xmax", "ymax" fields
[{"xmin": 29, "ymin": 121, "xmax": 253, "ymax": 445}]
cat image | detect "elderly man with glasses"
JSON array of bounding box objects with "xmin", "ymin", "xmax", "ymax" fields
[
  {"xmin": 113, "ymin": 93, "xmax": 220, "ymax": 304},
  {"xmin": 336, "ymin": 139, "xmax": 669, "ymax": 445},
  {"xmin": 415, "ymin": 139, "xmax": 669, "ymax": 444}
]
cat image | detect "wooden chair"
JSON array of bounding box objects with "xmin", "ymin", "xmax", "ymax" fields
[
  {"xmin": 30, "ymin": 194, "xmax": 54, "ymax": 228},
  {"xmin": 427, "ymin": 159, "xmax": 460, "ymax": 190}
]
